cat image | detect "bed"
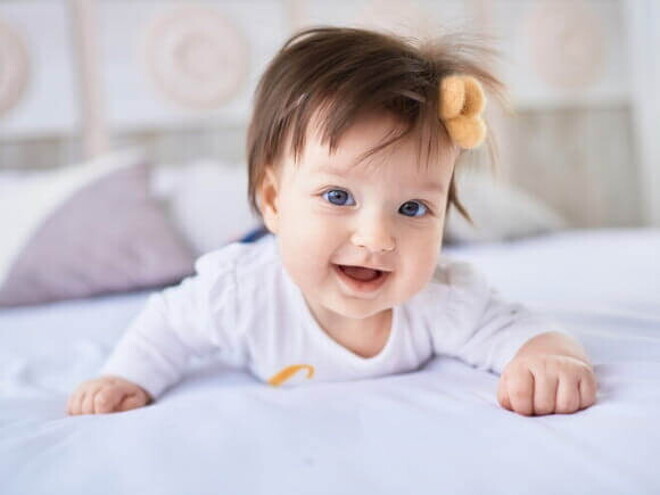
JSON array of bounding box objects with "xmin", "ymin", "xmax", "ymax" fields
[
  {"xmin": 2, "ymin": 1, "xmax": 659, "ymax": 492},
  {"xmin": 1, "ymin": 228, "xmax": 659, "ymax": 494}
]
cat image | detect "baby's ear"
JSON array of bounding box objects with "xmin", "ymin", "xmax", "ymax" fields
[{"xmin": 259, "ymin": 167, "xmax": 280, "ymax": 234}]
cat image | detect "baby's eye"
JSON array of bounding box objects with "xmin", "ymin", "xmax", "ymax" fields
[
  {"xmin": 322, "ymin": 189, "xmax": 356, "ymax": 206},
  {"xmin": 399, "ymin": 201, "xmax": 428, "ymax": 217}
]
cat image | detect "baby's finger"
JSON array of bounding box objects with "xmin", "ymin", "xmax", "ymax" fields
[
  {"xmin": 83, "ymin": 382, "xmax": 108, "ymax": 415},
  {"xmin": 497, "ymin": 376, "xmax": 512, "ymax": 411},
  {"xmin": 117, "ymin": 393, "xmax": 146, "ymax": 412},
  {"xmin": 69, "ymin": 380, "xmax": 96, "ymax": 415},
  {"xmin": 507, "ymin": 369, "xmax": 535, "ymax": 416},
  {"xmin": 71, "ymin": 388, "xmax": 88, "ymax": 415},
  {"xmin": 94, "ymin": 387, "xmax": 125, "ymax": 414},
  {"xmin": 532, "ymin": 371, "xmax": 557, "ymax": 416},
  {"xmin": 578, "ymin": 372, "xmax": 598, "ymax": 410},
  {"xmin": 68, "ymin": 391, "xmax": 85, "ymax": 415},
  {"xmin": 555, "ymin": 374, "xmax": 581, "ymax": 414},
  {"xmin": 81, "ymin": 389, "xmax": 98, "ymax": 415}
]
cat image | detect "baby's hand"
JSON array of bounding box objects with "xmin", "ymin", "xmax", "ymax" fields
[
  {"xmin": 497, "ymin": 355, "xmax": 597, "ymax": 416},
  {"xmin": 67, "ymin": 376, "xmax": 152, "ymax": 415}
]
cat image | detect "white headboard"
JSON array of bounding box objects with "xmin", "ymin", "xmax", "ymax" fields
[
  {"xmin": 0, "ymin": 0, "xmax": 656, "ymax": 228},
  {"xmin": 0, "ymin": 0, "xmax": 289, "ymax": 155}
]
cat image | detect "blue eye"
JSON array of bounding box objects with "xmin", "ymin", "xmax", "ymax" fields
[
  {"xmin": 323, "ymin": 189, "xmax": 356, "ymax": 206},
  {"xmin": 399, "ymin": 201, "xmax": 428, "ymax": 217}
]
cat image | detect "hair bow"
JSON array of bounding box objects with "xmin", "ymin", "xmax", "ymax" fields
[{"xmin": 438, "ymin": 74, "xmax": 487, "ymax": 149}]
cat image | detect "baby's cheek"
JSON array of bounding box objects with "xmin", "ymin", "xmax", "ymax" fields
[
  {"xmin": 411, "ymin": 246, "xmax": 441, "ymax": 289},
  {"xmin": 278, "ymin": 227, "xmax": 333, "ymax": 287},
  {"xmin": 391, "ymin": 259, "xmax": 434, "ymax": 305}
]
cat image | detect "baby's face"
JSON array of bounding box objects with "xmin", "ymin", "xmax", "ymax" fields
[{"xmin": 261, "ymin": 113, "xmax": 458, "ymax": 323}]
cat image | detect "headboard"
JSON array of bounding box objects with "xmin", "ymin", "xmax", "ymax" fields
[{"xmin": 0, "ymin": 0, "xmax": 657, "ymax": 228}]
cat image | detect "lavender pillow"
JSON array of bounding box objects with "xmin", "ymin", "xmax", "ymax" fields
[{"xmin": 0, "ymin": 151, "xmax": 195, "ymax": 307}]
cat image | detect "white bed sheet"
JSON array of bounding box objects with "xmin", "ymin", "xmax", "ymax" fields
[{"xmin": 1, "ymin": 228, "xmax": 659, "ymax": 494}]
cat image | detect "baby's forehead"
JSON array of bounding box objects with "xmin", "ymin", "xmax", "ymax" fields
[
  {"xmin": 295, "ymin": 122, "xmax": 456, "ymax": 178},
  {"xmin": 274, "ymin": 109, "xmax": 458, "ymax": 190}
]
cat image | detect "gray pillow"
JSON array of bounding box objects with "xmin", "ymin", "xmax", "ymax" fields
[
  {"xmin": 0, "ymin": 151, "xmax": 195, "ymax": 307},
  {"xmin": 444, "ymin": 171, "xmax": 567, "ymax": 244}
]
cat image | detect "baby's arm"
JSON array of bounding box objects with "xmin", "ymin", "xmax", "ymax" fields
[
  {"xmin": 67, "ymin": 251, "xmax": 238, "ymax": 416},
  {"xmin": 496, "ymin": 331, "xmax": 597, "ymax": 416},
  {"xmin": 66, "ymin": 290, "xmax": 206, "ymax": 416},
  {"xmin": 434, "ymin": 261, "xmax": 597, "ymax": 416}
]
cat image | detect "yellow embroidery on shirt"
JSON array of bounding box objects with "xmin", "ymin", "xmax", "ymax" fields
[{"xmin": 267, "ymin": 364, "xmax": 315, "ymax": 386}]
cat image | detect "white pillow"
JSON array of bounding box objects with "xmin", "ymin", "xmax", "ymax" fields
[
  {"xmin": 444, "ymin": 171, "xmax": 567, "ymax": 244},
  {"xmin": 152, "ymin": 160, "xmax": 261, "ymax": 256}
]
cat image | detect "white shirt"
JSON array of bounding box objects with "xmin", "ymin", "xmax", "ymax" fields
[{"xmin": 102, "ymin": 235, "xmax": 564, "ymax": 398}]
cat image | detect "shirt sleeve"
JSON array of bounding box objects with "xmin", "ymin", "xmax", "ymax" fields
[
  {"xmin": 431, "ymin": 261, "xmax": 570, "ymax": 374},
  {"xmin": 101, "ymin": 247, "xmax": 242, "ymax": 399}
]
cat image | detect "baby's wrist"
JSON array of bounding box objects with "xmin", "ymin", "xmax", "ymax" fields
[{"xmin": 514, "ymin": 331, "xmax": 591, "ymax": 364}]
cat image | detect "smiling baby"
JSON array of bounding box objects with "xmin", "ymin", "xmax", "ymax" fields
[{"xmin": 68, "ymin": 27, "xmax": 597, "ymax": 417}]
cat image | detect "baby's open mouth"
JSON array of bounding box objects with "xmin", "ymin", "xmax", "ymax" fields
[
  {"xmin": 336, "ymin": 265, "xmax": 385, "ymax": 282},
  {"xmin": 333, "ymin": 264, "xmax": 392, "ymax": 294}
]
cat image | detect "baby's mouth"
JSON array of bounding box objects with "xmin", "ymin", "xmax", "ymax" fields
[
  {"xmin": 338, "ymin": 265, "xmax": 382, "ymax": 282},
  {"xmin": 333, "ymin": 264, "xmax": 391, "ymax": 294}
]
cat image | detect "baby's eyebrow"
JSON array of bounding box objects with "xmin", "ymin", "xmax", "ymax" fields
[
  {"xmin": 421, "ymin": 182, "xmax": 446, "ymax": 194},
  {"xmin": 314, "ymin": 164, "xmax": 445, "ymax": 194}
]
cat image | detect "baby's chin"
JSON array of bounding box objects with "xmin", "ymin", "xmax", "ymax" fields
[
  {"xmin": 317, "ymin": 290, "xmax": 398, "ymax": 319},
  {"xmin": 331, "ymin": 303, "xmax": 393, "ymax": 321}
]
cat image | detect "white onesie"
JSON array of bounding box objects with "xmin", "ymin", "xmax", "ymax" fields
[{"xmin": 102, "ymin": 235, "xmax": 563, "ymax": 398}]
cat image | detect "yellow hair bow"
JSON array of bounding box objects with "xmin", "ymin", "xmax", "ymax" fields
[{"xmin": 438, "ymin": 74, "xmax": 487, "ymax": 149}]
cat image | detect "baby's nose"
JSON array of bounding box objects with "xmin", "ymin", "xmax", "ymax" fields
[{"xmin": 350, "ymin": 214, "xmax": 396, "ymax": 253}]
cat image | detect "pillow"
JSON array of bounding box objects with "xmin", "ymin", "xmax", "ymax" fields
[
  {"xmin": 152, "ymin": 160, "xmax": 261, "ymax": 256},
  {"xmin": 0, "ymin": 150, "xmax": 195, "ymax": 307},
  {"xmin": 444, "ymin": 170, "xmax": 567, "ymax": 244}
]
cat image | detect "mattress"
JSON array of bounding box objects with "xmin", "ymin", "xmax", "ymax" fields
[{"xmin": 1, "ymin": 228, "xmax": 659, "ymax": 494}]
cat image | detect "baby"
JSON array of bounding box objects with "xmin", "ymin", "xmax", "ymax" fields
[{"xmin": 68, "ymin": 27, "xmax": 597, "ymax": 417}]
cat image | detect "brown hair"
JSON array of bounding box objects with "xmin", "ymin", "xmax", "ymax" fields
[{"xmin": 246, "ymin": 26, "xmax": 505, "ymax": 221}]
